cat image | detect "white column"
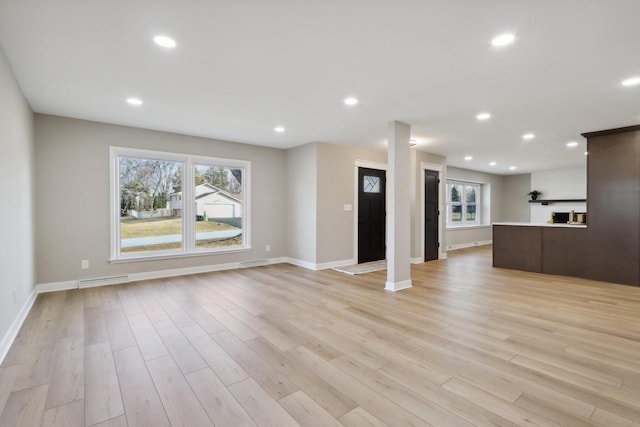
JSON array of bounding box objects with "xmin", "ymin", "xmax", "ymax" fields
[{"xmin": 386, "ymin": 121, "xmax": 412, "ymax": 291}]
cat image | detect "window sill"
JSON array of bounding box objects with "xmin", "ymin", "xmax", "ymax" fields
[
  {"xmin": 110, "ymin": 246, "xmax": 252, "ymax": 263},
  {"xmin": 446, "ymin": 224, "xmax": 491, "ymax": 231}
]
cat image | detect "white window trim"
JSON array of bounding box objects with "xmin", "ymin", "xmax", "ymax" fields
[
  {"xmin": 446, "ymin": 180, "xmax": 481, "ymax": 227},
  {"xmin": 109, "ymin": 146, "xmax": 251, "ymax": 262}
]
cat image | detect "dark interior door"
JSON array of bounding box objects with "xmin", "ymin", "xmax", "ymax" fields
[
  {"xmin": 425, "ymin": 170, "xmax": 439, "ymax": 261},
  {"xmin": 358, "ymin": 167, "xmax": 386, "ymax": 263}
]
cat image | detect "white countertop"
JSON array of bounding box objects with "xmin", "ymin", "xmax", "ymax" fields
[{"xmin": 493, "ymin": 222, "xmax": 587, "ymax": 228}]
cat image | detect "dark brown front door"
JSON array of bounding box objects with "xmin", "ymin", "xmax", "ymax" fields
[
  {"xmin": 425, "ymin": 169, "xmax": 439, "ymax": 261},
  {"xmin": 358, "ymin": 167, "xmax": 386, "ymax": 264}
]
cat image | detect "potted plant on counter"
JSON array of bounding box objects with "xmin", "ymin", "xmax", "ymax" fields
[{"xmin": 528, "ymin": 190, "xmax": 542, "ymax": 201}]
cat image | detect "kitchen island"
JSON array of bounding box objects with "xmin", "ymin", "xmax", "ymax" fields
[{"xmin": 493, "ymin": 222, "xmax": 589, "ymax": 278}]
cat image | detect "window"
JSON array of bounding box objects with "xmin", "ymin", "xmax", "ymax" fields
[
  {"xmin": 363, "ymin": 175, "xmax": 381, "ymax": 193},
  {"xmin": 446, "ymin": 180, "xmax": 480, "ymax": 225},
  {"xmin": 110, "ymin": 147, "xmax": 250, "ymax": 261}
]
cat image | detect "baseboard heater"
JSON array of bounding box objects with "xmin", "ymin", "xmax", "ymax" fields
[
  {"xmin": 78, "ymin": 275, "xmax": 130, "ymax": 289},
  {"xmin": 239, "ymin": 259, "xmax": 269, "ymax": 268}
]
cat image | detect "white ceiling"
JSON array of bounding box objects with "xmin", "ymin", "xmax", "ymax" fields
[{"xmin": 1, "ymin": 0, "xmax": 639, "ymax": 174}]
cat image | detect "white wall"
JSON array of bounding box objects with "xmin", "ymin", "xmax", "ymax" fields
[
  {"xmin": 285, "ymin": 143, "xmax": 318, "ymax": 265},
  {"xmin": 0, "ymin": 47, "xmax": 35, "ymax": 356},
  {"xmin": 502, "ymin": 174, "xmax": 532, "ymax": 222},
  {"xmin": 34, "ymin": 115, "xmax": 287, "ymax": 284},
  {"xmin": 530, "ymin": 167, "xmax": 586, "ymax": 223}
]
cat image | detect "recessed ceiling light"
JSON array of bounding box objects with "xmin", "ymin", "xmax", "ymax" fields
[
  {"xmin": 509, "ymin": 166, "xmax": 517, "ymax": 170},
  {"xmin": 489, "ymin": 161, "xmax": 497, "ymax": 166},
  {"xmin": 126, "ymin": 97, "xmax": 143, "ymax": 106},
  {"xmin": 464, "ymin": 156, "xmax": 473, "ymax": 161},
  {"xmin": 522, "ymin": 133, "xmax": 535, "ymax": 140},
  {"xmin": 584, "ymin": 151, "xmax": 589, "ymax": 155},
  {"xmin": 274, "ymin": 126, "xmax": 285, "ymax": 133},
  {"xmin": 491, "ymin": 33, "xmax": 516, "ymax": 47},
  {"xmin": 344, "ymin": 97, "xmax": 358, "ymax": 106},
  {"xmin": 621, "ymin": 76, "xmax": 640, "ymax": 87},
  {"xmin": 154, "ymin": 35, "xmax": 177, "ymax": 48},
  {"xmin": 476, "ymin": 112, "xmax": 491, "ymax": 121},
  {"xmin": 566, "ymin": 141, "xmax": 579, "ymax": 148}
]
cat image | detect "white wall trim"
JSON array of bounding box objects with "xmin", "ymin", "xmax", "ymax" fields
[
  {"xmin": 285, "ymin": 257, "xmax": 318, "ymax": 270},
  {"xmin": 267, "ymin": 257, "xmax": 287, "ymax": 265},
  {"xmin": 446, "ymin": 240, "xmax": 493, "ymax": 251},
  {"xmin": 128, "ymin": 257, "xmax": 285, "ymax": 282},
  {"xmin": 285, "ymin": 257, "xmax": 354, "ymax": 271},
  {"xmin": 316, "ymin": 258, "xmax": 356, "ymax": 270},
  {"xmin": 385, "ymin": 279, "xmax": 412, "ymax": 292},
  {"xmin": 35, "ymin": 257, "xmax": 289, "ymax": 291},
  {"xmin": 410, "ymin": 257, "xmax": 423, "ymax": 264},
  {"xmin": 36, "ymin": 280, "xmax": 78, "ymax": 293},
  {"xmin": 79, "ymin": 276, "xmax": 129, "ymax": 289},
  {"xmin": 355, "ymin": 159, "xmax": 387, "ymax": 170},
  {"xmin": 420, "ymin": 162, "xmax": 445, "ymax": 262},
  {"xmin": 0, "ymin": 288, "xmax": 37, "ymax": 366},
  {"xmin": 130, "ymin": 262, "xmax": 241, "ymax": 282}
]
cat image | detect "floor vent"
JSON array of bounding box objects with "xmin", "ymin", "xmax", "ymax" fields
[
  {"xmin": 78, "ymin": 275, "xmax": 129, "ymax": 289},
  {"xmin": 239, "ymin": 259, "xmax": 269, "ymax": 268}
]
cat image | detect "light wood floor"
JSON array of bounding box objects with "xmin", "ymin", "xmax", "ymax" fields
[{"xmin": 2, "ymin": 246, "xmax": 640, "ymax": 427}]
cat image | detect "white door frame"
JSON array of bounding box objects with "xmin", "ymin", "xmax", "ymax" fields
[
  {"xmin": 421, "ymin": 162, "xmax": 446, "ymax": 261},
  {"xmin": 354, "ymin": 159, "xmax": 387, "ymax": 264}
]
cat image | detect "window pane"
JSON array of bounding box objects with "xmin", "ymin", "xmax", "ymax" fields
[
  {"xmin": 119, "ymin": 157, "xmax": 183, "ymax": 254},
  {"xmin": 450, "ymin": 184, "xmax": 462, "ymax": 203},
  {"xmin": 450, "ymin": 204, "xmax": 462, "ymax": 222},
  {"xmin": 466, "ymin": 204, "xmax": 477, "ymax": 222},
  {"xmin": 363, "ymin": 176, "xmax": 380, "ymax": 193},
  {"xmin": 194, "ymin": 165, "xmax": 243, "ymax": 250},
  {"xmin": 466, "ymin": 186, "xmax": 476, "ymax": 203}
]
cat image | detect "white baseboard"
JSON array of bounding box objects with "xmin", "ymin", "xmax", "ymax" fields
[
  {"xmin": 316, "ymin": 258, "xmax": 356, "ymax": 270},
  {"xmin": 284, "ymin": 257, "xmax": 317, "ymax": 270},
  {"xmin": 130, "ymin": 262, "xmax": 240, "ymax": 282},
  {"xmin": 0, "ymin": 288, "xmax": 37, "ymax": 366},
  {"xmin": 410, "ymin": 257, "xmax": 423, "ymax": 264},
  {"xmin": 35, "ymin": 257, "xmax": 289, "ymax": 291},
  {"xmin": 286, "ymin": 257, "xmax": 356, "ymax": 271},
  {"xmin": 36, "ymin": 280, "xmax": 78, "ymax": 293},
  {"xmin": 385, "ymin": 279, "xmax": 412, "ymax": 292},
  {"xmin": 129, "ymin": 256, "xmax": 287, "ymax": 282},
  {"xmin": 446, "ymin": 240, "xmax": 492, "ymax": 251}
]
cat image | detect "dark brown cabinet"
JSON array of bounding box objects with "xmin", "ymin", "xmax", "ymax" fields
[{"xmin": 583, "ymin": 125, "xmax": 640, "ymax": 286}]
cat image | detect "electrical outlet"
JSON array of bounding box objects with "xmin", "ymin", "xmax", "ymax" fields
[
  {"xmin": 81, "ymin": 260, "xmax": 89, "ymax": 269},
  {"xmin": 265, "ymin": 244, "xmax": 271, "ymax": 252}
]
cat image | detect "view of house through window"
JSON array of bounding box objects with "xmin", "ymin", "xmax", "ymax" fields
[
  {"xmin": 192, "ymin": 164, "xmax": 243, "ymax": 250},
  {"xmin": 446, "ymin": 180, "xmax": 480, "ymax": 225},
  {"xmin": 112, "ymin": 147, "xmax": 249, "ymax": 259}
]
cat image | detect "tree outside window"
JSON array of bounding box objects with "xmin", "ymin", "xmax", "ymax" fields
[{"xmin": 446, "ymin": 181, "xmax": 480, "ymax": 225}]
